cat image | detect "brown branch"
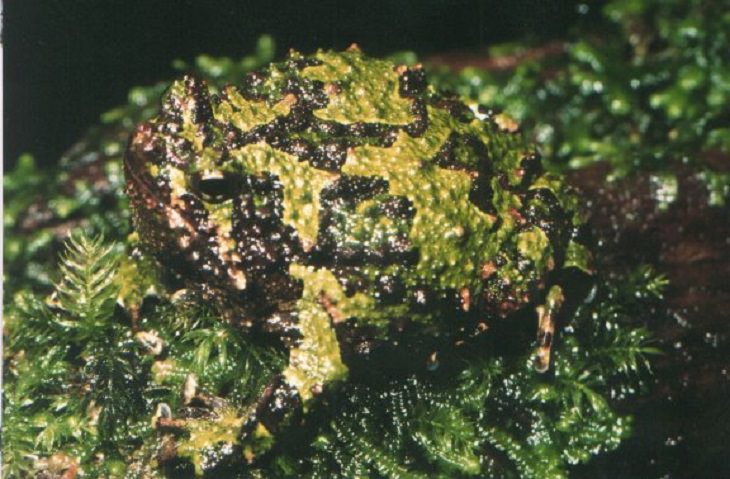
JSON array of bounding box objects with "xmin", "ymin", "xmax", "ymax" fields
[{"xmin": 426, "ymin": 41, "xmax": 566, "ymax": 72}]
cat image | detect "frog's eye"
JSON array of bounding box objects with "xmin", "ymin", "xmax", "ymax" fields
[{"xmin": 193, "ymin": 172, "xmax": 237, "ymax": 203}]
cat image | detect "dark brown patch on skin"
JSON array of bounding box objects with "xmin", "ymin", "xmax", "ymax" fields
[
  {"xmin": 398, "ymin": 66, "xmax": 428, "ymax": 99},
  {"xmin": 279, "ymin": 138, "xmax": 314, "ymax": 162},
  {"xmin": 408, "ymin": 285, "xmax": 466, "ymax": 317},
  {"xmin": 232, "ymin": 174, "xmax": 304, "ymax": 315},
  {"xmin": 433, "ymin": 97, "xmax": 475, "ymax": 123},
  {"xmin": 243, "ymin": 375, "xmax": 302, "ymax": 436},
  {"xmin": 380, "ymin": 128, "xmax": 401, "ymax": 147},
  {"xmin": 405, "ymin": 98, "xmax": 429, "ymax": 137},
  {"xmin": 333, "ymin": 322, "xmax": 382, "ymax": 363},
  {"xmin": 320, "ymin": 175, "xmax": 389, "ymax": 206},
  {"xmin": 465, "ymin": 138, "xmax": 498, "ymax": 215},
  {"xmin": 240, "ymin": 72, "xmax": 268, "ymax": 101},
  {"xmin": 374, "ymin": 274, "xmax": 406, "ymax": 305},
  {"xmin": 175, "ymin": 193, "xmax": 214, "ymax": 234},
  {"xmin": 314, "ymin": 176, "xmax": 418, "ymax": 267},
  {"xmin": 434, "ymin": 132, "xmax": 459, "ymax": 169},
  {"xmin": 330, "ymin": 266, "xmax": 369, "ymax": 297},
  {"xmin": 520, "ymin": 188, "xmax": 571, "ymax": 261},
  {"xmin": 280, "ymin": 104, "xmax": 311, "ymax": 133},
  {"xmin": 478, "ymin": 254, "xmax": 523, "ymax": 317},
  {"xmin": 379, "ymin": 196, "xmax": 415, "ymax": 220},
  {"xmin": 311, "ymin": 119, "xmax": 347, "ymax": 137},
  {"xmin": 311, "ymin": 140, "xmax": 348, "ymax": 171},
  {"xmin": 434, "ymin": 133, "xmax": 490, "ymax": 174},
  {"xmin": 257, "ymin": 311, "xmax": 302, "ymax": 348},
  {"xmin": 518, "ymin": 152, "xmax": 544, "ymax": 188}
]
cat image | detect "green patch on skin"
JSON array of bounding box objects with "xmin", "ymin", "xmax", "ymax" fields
[
  {"xmin": 175, "ymin": 406, "xmax": 246, "ymax": 476},
  {"xmin": 329, "ymin": 197, "xmax": 411, "ymax": 256},
  {"xmin": 516, "ymin": 227, "xmax": 552, "ymax": 268},
  {"xmin": 467, "ymin": 117, "xmax": 525, "ymax": 183},
  {"xmin": 206, "ymin": 201, "xmax": 233, "ymax": 232},
  {"xmin": 284, "ymin": 263, "xmax": 415, "ymax": 401},
  {"xmin": 343, "ymin": 107, "xmax": 527, "ymax": 295},
  {"xmin": 165, "ymin": 166, "xmax": 190, "ymax": 204},
  {"xmin": 302, "ymin": 50, "xmax": 415, "ymax": 125},
  {"xmin": 187, "ymin": 148, "xmax": 228, "ymax": 175},
  {"xmin": 545, "ymin": 284, "xmax": 564, "ymax": 311},
  {"xmin": 164, "ymin": 81, "xmax": 206, "ymax": 151},
  {"xmin": 284, "ymin": 264, "xmax": 351, "ymax": 402},
  {"xmin": 529, "ymin": 174, "xmax": 582, "ymax": 225},
  {"xmin": 213, "ymin": 85, "xmax": 292, "ymax": 132},
  {"xmin": 229, "ymin": 143, "xmax": 337, "ymax": 247},
  {"xmin": 146, "ymin": 163, "xmax": 160, "ymax": 178},
  {"xmin": 564, "ymin": 240, "xmax": 593, "ymax": 274}
]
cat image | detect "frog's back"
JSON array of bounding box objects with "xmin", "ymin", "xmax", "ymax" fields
[{"xmin": 125, "ymin": 47, "xmax": 582, "ymax": 329}]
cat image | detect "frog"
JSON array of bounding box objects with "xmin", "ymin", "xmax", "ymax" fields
[{"xmin": 124, "ymin": 45, "xmax": 590, "ymax": 473}]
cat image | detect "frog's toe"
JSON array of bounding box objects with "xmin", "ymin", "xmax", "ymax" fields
[
  {"xmin": 532, "ymin": 285, "xmax": 564, "ymax": 373},
  {"xmin": 533, "ymin": 318, "xmax": 553, "ymax": 373}
]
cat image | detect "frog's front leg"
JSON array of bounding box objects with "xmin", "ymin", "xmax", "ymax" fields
[
  {"xmin": 533, "ymin": 285, "xmax": 564, "ymax": 372},
  {"xmin": 235, "ymin": 279, "xmax": 349, "ymax": 462},
  {"xmin": 238, "ymin": 291, "xmax": 349, "ymax": 456}
]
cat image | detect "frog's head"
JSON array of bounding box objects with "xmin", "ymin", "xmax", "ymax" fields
[{"xmin": 124, "ymin": 76, "xmax": 304, "ymax": 321}]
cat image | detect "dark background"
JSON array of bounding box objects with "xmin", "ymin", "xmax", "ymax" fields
[{"xmin": 4, "ymin": 0, "xmax": 594, "ymax": 169}]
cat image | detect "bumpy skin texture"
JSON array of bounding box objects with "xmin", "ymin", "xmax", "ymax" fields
[{"xmin": 125, "ymin": 47, "xmax": 588, "ymax": 467}]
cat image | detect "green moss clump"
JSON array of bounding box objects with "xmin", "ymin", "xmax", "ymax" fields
[
  {"xmin": 426, "ymin": 0, "xmax": 730, "ymax": 184},
  {"xmin": 3, "ymin": 231, "xmax": 663, "ymax": 478}
]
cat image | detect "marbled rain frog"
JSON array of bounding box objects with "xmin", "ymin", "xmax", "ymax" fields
[{"xmin": 125, "ymin": 46, "xmax": 589, "ymax": 472}]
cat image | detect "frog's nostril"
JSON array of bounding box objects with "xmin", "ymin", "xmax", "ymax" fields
[{"xmin": 194, "ymin": 172, "xmax": 237, "ymax": 203}]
